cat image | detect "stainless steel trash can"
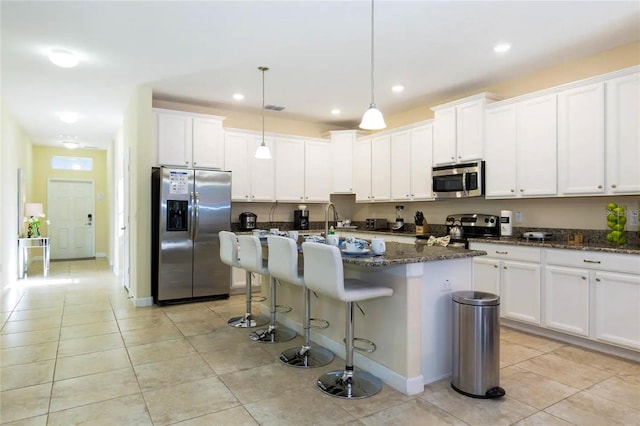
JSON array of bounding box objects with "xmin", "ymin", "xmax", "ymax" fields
[{"xmin": 451, "ymin": 291, "xmax": 505, "ymax": 398}]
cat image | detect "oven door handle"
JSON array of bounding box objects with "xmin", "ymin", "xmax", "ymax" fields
[{"xmin": 462, "ymin": 169, "xmax": 468, "ymax": 196}]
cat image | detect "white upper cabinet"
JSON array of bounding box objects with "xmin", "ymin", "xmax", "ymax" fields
[
  {"xmin": 484, "ymin": 104, "xmax": 517, "ymax": 198},
  {"xmin": 370, "ymin": 134, "xmax": 391, "ymax": 201},
  {"xmin": 304, "ymin": 140, "xmax": 331, "ymax": 202},
  {"xmin": 390, "ymin": 124, "xmax": 434, "ymax": 201},
  {"xmin": 485, "ymin": 94, "xmax": 557, "ymax": 198},
  {"xmin": 330, "ymin": 131, "xmax": 357, "ymax": 194},
  {"xmin": 390, "ymin": 130, "xmax": 411, "ymax": 201},
  {"xmin": 558, "ymin": 83, "xmax": 605, "ymax": 195},
  {"xmin": 155, "ymin": 109, "xmax": 224, "ymax": 169},
  {"xmin": 516, "ymin": 94, "xmax": 558, "ymax": 197},
  {"xmin": 432, "ymin": 93, "xmax": 499, "ymax": 165},
  {"xmin": 409, "ymin": 124, "xmax": 434, "ymax": 200},
  {"xmin": 606, "ymin": 72, "xmax": 640, "ymax": 194},
  {"xmin": 224, "ymin": 131, "xmax": 275, "ymax": 202},
  {"xmin": 354, "ymin": 138, "xmax": 372, "ymax": 202},
  {"xmin": 275, "ymin": 137, "xmax": 305, "ymax": 202}
]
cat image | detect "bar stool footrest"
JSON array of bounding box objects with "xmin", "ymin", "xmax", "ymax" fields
[
  {"xmin": 342, "ymin": 337, "xmax": 377, "ymax": 353},
  {"xmin": 279, "ymin": 346, "xmax": 334, "ymax": 368},
  {"xmin": 275, "ymin": 304, "xmax": 292, "ymax": 314},
  {"xmin": 251, "ymin": 296, "xmax": 267, "ymax": 303},
  {"xmin": 317, "ymin": 369, "xmax": 383, "ymax": 399},
  {"xmin": 309, "ymin": 318, "xmax": 330, "ymax": 329}
]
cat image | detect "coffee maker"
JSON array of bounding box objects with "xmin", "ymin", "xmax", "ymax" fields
[{"xmin": 293, "ymin": 208, "xmax": 309, "ymax": 230}]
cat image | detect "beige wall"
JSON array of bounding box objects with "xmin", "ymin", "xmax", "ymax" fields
[
  {"xmin": 1, "ymin": 103, "xmax": 34, "ymax": 291},
  {"xmin": 384, "ymin": 41, "xmax": 640, "ymax": 129},
  {"xmin": 31, "ymin": 146, "xmax": 109, "ymax": 256},
  {"xmin": 153, "ymin": 99, "xmax": 347, "ymax": 139},
  {"xmin": 127, "ymin": 86, "xmax": 154, "ymax": 301}
]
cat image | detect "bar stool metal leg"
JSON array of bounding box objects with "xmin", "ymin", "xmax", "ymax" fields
[
  {"xmin": 316, "ymin": 301, "xmax": 383, "ymax": 399},
  {"xmin": 228, "ymin": 271, "xmax": 269, "ymax": 328},
  {"xmin": 250, "ymin": 277, "xmax": 297, "ymax": 343},
  {"xmin": 280, "ymin": 287, "xmax": 334, "ymax": 367}
]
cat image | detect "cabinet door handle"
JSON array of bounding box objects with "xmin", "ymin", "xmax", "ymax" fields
[
  {"xmin": 583, "ymin": 259, "xmax": 601, "ymax": 264},
  {"xmin": 595, "ymin": 278, "xmax": 601, "ymax": 282},
  {"xmin": 503, "ymin": 266, "xmax": 507, "ymax": 269},
  {"xmin": 597, "ymin": 185, "xmax": 602, "ymax": 189},
  {"xmin": 510, "ymin": 189, "xmax": 515, "ymax": 193},
  {"xmin": 495, "ymin": 251, "xmax": 508, "ymax": 254},
  {"xmin": 193, "ymin": 161, "xmax": 197, "ymax": 166},
  {"xmin": 520, "ymin": 189, "xmax": 524, "ymax": 192},
  {"xmin": 581, "ymin": 276, "xmax": 587, "ymax": 280},
  {"xmin": 493, "ymin": 265, "xmax": 498, "ymax": 268},
  {"xmin": 611, "ymin": 184, "xmax": 617, "ymax": 188}
]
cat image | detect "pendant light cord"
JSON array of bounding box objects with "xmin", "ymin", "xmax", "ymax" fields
[
  {"xmin": 370, "ymin": 0, "xmax": 375, "ymax": 106},
  {"xmin": 261, "ymin": 67, "xmax": 266, "ymax": 143}
]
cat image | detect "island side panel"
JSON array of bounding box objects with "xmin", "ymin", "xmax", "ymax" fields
[{"xmin": 420, "ymin": 257, "xmax": 474, "ymax": 384}]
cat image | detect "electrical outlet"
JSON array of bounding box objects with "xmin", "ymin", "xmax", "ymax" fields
[
  {"xmin": 440, "ymin": 280, "xmax": 452, "ymax": 292},
  {"xmin": 629, "ymin": 208, "xmax": 639, "ymax": 227},
  {"xmin": 515, "ymin": 212, "xmax": 523, "ymax": 223}
]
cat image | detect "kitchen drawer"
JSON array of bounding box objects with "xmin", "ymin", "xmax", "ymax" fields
[
  {"xmin": 544, "ymin": 249, "xmax": 640, "ymax": 274},
  {"xmin": 469, "ymin": 243, "xmax": 541, "ymax": 262}
]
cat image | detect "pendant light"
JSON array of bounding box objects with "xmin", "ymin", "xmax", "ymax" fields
[
  {"xmin": 255, "ymin": 66, "xmax": 272, "ymax": 159},
  {"xmin": 359, "ymin": 0, "xmax": 386, "ymax": 130}
]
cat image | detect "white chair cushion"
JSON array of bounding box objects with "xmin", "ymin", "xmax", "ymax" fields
[
  {"xmin": 237, "ymin": 235, "xmax": 269, "ymax": 275},
  {"xmin": 344, "ymin": 278, "xmax": 394, "ymax": 302},
  {"xmin": 218, "ymin": 231, "xmax": 241, "ymax": 268},
  {"xmin": 267, "ymin": 236, "xmax": 304, "ymax": 287}
]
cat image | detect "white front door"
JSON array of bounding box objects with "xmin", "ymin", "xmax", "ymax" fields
[
  {"xmin": 48, "ymin": 179, "xmax": 95, "ymax": 259},
  {"xmin": 118, "ymin": 149, "xmax": 130, "ymax": 290}
]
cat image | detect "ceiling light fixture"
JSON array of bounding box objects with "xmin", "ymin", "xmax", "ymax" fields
[
  {"xmin": 60, "ymin": 134, "xmax": 79, "ymax": 149},
  {"xmin": 392, "ymin": 85, "xmax": 405, "ymax": 93},
  {"xmin": 331, "ymin": 108, "xmax": 341, "ymax": 115},
  {"xmin": 494, "ymin": 43, "xmax": 512, "ymax": 53},
  {"xmin": 359, "ymin": 0, "xmax": 386, "ymax": 130},
  {"xmin": 48, "ymin": 49, "xmax": 79, "ymax": 68},
  {"xmin": 232, "ymin": 93, "xmax": 245, "ymax": 101},
  {"xmin": 57, "ymin": 111, "xmax": 79, "ymax": 123},
  {"xmin": 254, "ymin": 66, "xmax": 272, "ymax": 159}
]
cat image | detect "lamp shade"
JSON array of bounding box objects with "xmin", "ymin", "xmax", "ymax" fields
[
  {"xmin": 25, "ymin": 203, "xmax": 44, "ymax": 217},
  {"xmin": 255, "ymin": 143, "xmax": 272, "ymax": 159},
  {"xmin": 359, "ymin": 104, "xmax": 387, "ymax": 130}
]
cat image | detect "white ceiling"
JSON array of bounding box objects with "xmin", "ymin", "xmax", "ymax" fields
[{"xmin": 2, "ymin": 1, "xmax": 639, "ymax": 150}]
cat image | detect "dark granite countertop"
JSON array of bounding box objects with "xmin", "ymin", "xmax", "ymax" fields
[
  {"xmin": 467, "ymin": 237, "xmax": 640, "ymax": 256},
  {"xmin": 339, "ymin": 241, "xmax": 486, "ymax": 268}
]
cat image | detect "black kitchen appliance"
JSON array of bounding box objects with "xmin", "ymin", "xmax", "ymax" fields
[
  {"xmin": 293, "ymin": 209, "xmax": 309, "ymax": 230},
  {"xmin": 445, "ymin": 213, "xmax": 499, "ymax": 247},
  {"xmin": 239, "ymin": 212, "xmax": 257, "ymax": 230},
  {"xmin": 365, "ymin": 218, "xmax": 388, "ymax": 231}
]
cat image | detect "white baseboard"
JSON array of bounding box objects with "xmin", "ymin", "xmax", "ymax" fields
[
  {"xmin": 268, "ymin": 305, "xmax": 424, "ymax": 396},
  {"xmin": 131, "ymin": 296, "xmax": 154, "ymax": 307},
  {"xmin": 95, "ymin": 252, "xmax": 106, "ymax": 258}
]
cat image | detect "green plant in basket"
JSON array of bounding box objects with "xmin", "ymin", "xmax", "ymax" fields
[{"xmin": 605, "ymin": 202, "xmax": 626, "ymax": 245}]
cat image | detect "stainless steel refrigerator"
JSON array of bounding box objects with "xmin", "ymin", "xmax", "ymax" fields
[{"xmin": 151, "ymin": 167, "xmax": 231, "ymax": 304}]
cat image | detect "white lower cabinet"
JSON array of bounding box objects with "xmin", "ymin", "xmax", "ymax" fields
[
  {"xmin": 544, "ymin": 265, "xmax": 590, "ymax": 337},
  {"xmin": 472, "ymin": 257, "xmax": 500, "ymax": 295},
  {"xmin": 501, "ymin": 260, "xmax": 541, "ymax": 325},
  {"xmin": 594, "ymin": 271, "xmax": 640, "ymax": 350}
]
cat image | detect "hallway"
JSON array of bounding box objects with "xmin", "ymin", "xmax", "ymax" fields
[{"xmin": 1, "ymin": 260, "xmax": 639, "ymax": 425}]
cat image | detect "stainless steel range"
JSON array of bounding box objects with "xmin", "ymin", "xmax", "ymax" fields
[{"xmin": 445, "ymin": 213, "xmax": 500, "ymax": 247}]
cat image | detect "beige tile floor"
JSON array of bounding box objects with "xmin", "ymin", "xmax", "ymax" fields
[{"xmin": 1, "ymin": 259, "xmax": 639, "ymax": 425}]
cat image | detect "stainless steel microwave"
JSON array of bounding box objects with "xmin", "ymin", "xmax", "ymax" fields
[{"xmin": 432, "ymin": 161, "xmax": 484, "ymax": 199}]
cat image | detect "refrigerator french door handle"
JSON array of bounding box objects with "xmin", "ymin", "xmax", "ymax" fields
[
  {"xmin": 189, "ymin": 191, "xmax": 195, "ymax": 241},
  {"xmin": 194, "ymin": 192, "xmax": 200, "ymax": 241}
]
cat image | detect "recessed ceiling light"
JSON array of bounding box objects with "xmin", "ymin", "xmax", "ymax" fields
[
  {"xmin": 232, "ymin": 93, "xmax": 244, "ymax": 101},
  {"xmin": 48, "ymin": 49, "xmax": 79, "ymax": 68},
  {"xmin": 493, "ymin": 43, "xmax": 512, "ymax": 53},
  {"xmin": 331, "ymin": 108, "xmax": 341, "ymax": 115},
  {"xmin": 57, "ymin": 111, "xmax": 79, "ymax": 123},
  {"xmin": 392, "ymin": 85, "xmax": 405, "ymax": 93},
  {"xmin": 62, "ymin": 140, "xmax": 80, "ymax": 149}
]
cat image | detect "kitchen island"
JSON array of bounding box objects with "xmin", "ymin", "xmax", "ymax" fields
[{"xmin": 258, "ymin": 240, "xmax": 486, "ymax": 396}]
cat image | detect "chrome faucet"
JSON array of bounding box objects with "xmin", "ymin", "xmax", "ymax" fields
[{"xmin": 324, "ymin": 202, "xmax": 338, "ymax": 239}]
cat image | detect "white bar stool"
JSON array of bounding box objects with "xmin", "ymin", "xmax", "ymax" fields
[
  {"xmin": 302, "ymin": 242, "xmax": 393, "ymax": 399},
  {"xmin": 218, "ymin": 231, "xmax": 268, "ymax": 328},
  {"xmin": 237, "ymin": 235, "xmax": 296, "ymax": 343},
  {"xmin": 267, "ymin": 236, "xmax": 334, "ymax": 368}
]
